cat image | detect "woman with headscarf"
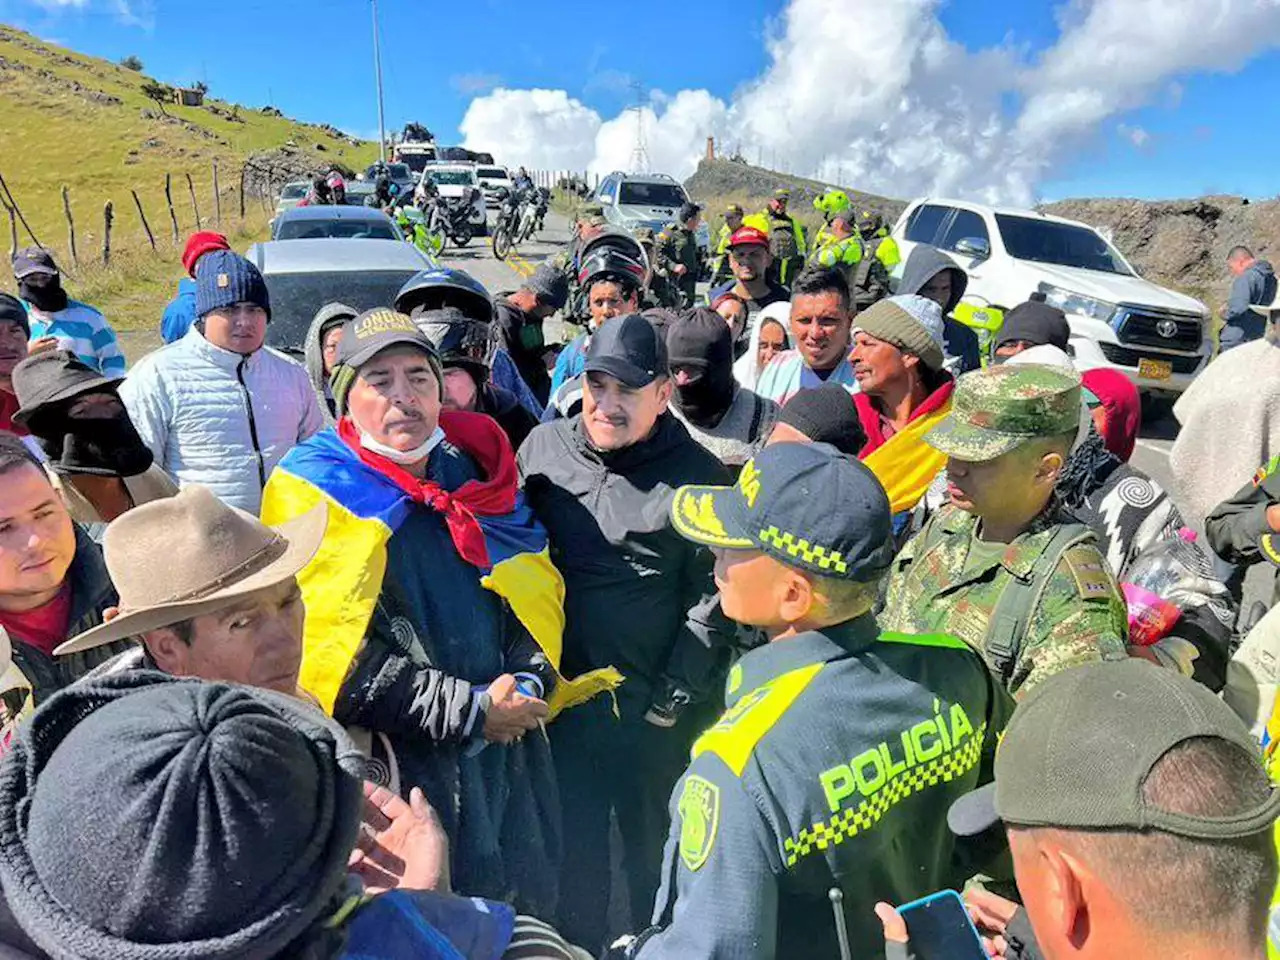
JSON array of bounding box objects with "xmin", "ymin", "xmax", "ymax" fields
[
  {"xmin": 304, "ymin": 302, "xmax": 359, "ymax": 424},
  {"xmin": 10, "ymin": 350, "xmax": 176, "ymax": 532},
  {"xmin": 732, "ymin": 300, "xmax": 792, "ymax": 392}
]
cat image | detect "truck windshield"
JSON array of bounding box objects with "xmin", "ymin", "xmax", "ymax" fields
[
  {"xmin": 429, "ymin": 170, "xmax": 475, "ymax": 186},
  {"xmin": 397, "ymin": 152, "xmax": 435, "ymax": 173},
  {"xmin": 996, "ymin": 215, "xmax": 1133, "ymax": 276},
  {"xmin": 619, "ymin": 182, "xmax": 686, "ymax": 208},
  {"xmin": 477, "ymin": 167, "xmax": 506, "ymax": 180}
]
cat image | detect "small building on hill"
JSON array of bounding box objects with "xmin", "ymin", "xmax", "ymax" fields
[{"xmin": 172, "ymin": 86, "xmax": 204, "ymax": 107}]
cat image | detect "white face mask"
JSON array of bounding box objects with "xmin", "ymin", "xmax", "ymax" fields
[{"xmin": 357, "ymin": 423, "xmax": 445, "ymax": 465}]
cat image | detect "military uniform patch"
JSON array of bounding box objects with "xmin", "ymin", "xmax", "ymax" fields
[
  {"xmin": 1061, "ymin": 545, "xmax": 1115, "ymax": 599},
  {"xmin": 678, "ymin": 775, "xmax": 720, "ymax": 872}
]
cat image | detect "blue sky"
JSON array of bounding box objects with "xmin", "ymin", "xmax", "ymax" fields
[{"xmin": 3, "ymin": 0, "xmax": 1279, "ymax": 202}]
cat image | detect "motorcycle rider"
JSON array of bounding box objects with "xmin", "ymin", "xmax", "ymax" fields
[
  {"xmin": 550, "ymin": 249, "xmax": 646, "ymax": 395},
  {"xmin": 326, "ymin": 172, "xmax": 346, "ymax": 206},
  {"xmin": 299, "ymin": 176, "xmax": 331, "ymax": 208},
  {"xmin": 368, "ymin": 172, "xmax": 395, "ymax": 211}
]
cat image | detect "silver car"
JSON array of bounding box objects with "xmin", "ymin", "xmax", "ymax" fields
[
  {"xmin": 274, "ymin": 181, "xmax": 311, "ymax": 216},
  {"xmin": 245, "ymin": 238, "xmax": 434, "ymax": 357},
  {"xmin": 594, "ymin": 171, "xmax": 711, "ymax": 250},
  {"xmin": 269, "ymin": 205, "xmax": 403, "ymax": 241}
]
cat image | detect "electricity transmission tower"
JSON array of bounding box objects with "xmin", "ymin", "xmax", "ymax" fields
[{"xmin": 628, "ymin": 81, "xmax": 650, "ymax": 174}]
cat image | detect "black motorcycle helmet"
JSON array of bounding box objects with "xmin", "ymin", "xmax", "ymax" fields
[
  {"xmin": 577, "ymin": 248, "xmax": 646, "ymax": 296},
  {"xmin": 413, "ymin": 306, "xmax": 491, "ymax": 384}
]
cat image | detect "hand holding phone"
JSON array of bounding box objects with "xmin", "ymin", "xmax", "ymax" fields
[{"xmin": 894, "ymin": 889, "xmax": 988, "ymax": 960}]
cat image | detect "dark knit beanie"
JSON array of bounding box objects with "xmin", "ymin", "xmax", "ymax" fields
[
  {"xmin": 0, "ymin": 671, "xmax": 364, "ymax": 960},
  {"xmin": 0, "ymin": 292, "xmax": 29, "ymax": 337},
  {"xmin": 778, "ymin": 383, "xmax": 867, "ymax": 456},
  {"xmin": 195, "ymin": 249, "xmax": 271, "ymax": 320}
]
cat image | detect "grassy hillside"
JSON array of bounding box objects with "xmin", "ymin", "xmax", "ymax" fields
[{"xmin": 0, "ymin": 25, "xmax": 378, "ymax": 337}]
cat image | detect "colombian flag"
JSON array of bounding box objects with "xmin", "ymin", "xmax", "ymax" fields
[{"xmin": 261, "ymin": 413, "xmax": 621, "ymax": 719}]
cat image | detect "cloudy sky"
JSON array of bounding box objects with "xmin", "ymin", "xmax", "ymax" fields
[{"xmin": 4, "ymin": 0, "xmax": 1279, "ymax": 204}]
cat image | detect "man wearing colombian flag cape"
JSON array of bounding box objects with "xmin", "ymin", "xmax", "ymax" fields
[{"xmin": 261, "ymin": 308, "xmax": 619, "ymax": 918}]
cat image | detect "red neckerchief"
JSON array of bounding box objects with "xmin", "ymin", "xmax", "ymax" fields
[
  {"xmin": 855, "ymin": 376, "xmax": 955, "ymax": 457},
  {"xmin": 337, "ymin": 411, "xmax": 518, "ymax": 569}
]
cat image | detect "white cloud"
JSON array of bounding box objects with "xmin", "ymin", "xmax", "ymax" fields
[
  {"xmin": 450, "ymin": 72, "xmax": 501, "ymax": 95},
  {"xmin": 1118, "ymin": 123, "xmax": 1152, "ymax": 149},
  {"xmin": 458, "ymin": 0, "xmax": 1280, "ymax": 204}
]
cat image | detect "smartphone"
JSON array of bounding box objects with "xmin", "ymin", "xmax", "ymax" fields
[{"xmin": 896, "ymin": 889, "xmax": 987, "ymax": 960}]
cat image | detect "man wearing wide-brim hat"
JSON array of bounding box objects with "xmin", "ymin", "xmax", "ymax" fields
[
  {"xmin": 56, "ymin": 484, "xmax": 326, "ymax": 697},
  {"xmin": 11, "ymin": 350, "xmax": 178, "ymax": 531},
  {"xmin": 261, "ymin": 307, "xmax": 619, "ymax": 917}
]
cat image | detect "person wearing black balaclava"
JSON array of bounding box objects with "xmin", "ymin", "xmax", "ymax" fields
[
  {"xmin": 11, "ymin": 350, "xmax": 176, "ymax": 531},
  {"xmin": 13, "ymin": 247, "xmax": 125, "ymax": 379},
  {"xmin": 667, "ymin": 308, "xmax": 779, "ymax": 475}
]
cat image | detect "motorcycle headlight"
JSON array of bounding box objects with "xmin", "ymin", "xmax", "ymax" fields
[{"xmin": 1037, "ymin": 284, "xmax": 1116, "ymax": 323}]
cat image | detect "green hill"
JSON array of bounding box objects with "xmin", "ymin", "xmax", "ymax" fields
[{"xmin": 0, "ymin": 25, "xmax": 378, "ymax": 337}]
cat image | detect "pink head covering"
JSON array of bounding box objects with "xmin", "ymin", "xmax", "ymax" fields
[{"xmin": 1082, "ymin": 368, "xmax": 1141, "ymax": 462}]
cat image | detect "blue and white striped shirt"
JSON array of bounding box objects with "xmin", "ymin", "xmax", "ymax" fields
[{"xmin": 25, "ymin": 299, "xmax": 126, "ymax": 378}]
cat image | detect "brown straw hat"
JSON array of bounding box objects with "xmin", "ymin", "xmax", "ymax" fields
[{"xmin": 56, "ymin": 485, "xmax": 326, "ymax": 655}]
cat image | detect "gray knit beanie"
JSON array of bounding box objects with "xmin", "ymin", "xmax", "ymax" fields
[
  {"xmin": 0, "ymin": 671, "xmax": 364, "ymax": 960},
  {"xmin": 855, "ymin": 294, "xmax": 946, "ymax": 373}
]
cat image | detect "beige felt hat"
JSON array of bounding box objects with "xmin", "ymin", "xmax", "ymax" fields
[{"xmin": 55, "ymin": 485, "xmax": 326, "ymax": 656}]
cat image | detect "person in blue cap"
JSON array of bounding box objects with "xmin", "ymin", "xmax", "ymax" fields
[{"xmin": 617, "ymin": 441, "xmax": 1010, "ymax": 960}]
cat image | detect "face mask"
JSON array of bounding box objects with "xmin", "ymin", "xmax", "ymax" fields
[
  {"xmin": 673, "ymin": 362, "xmax": 736, "ymax": 428},
  {"xmin": 18, "ymin": 276, "xmax": 68, "ymax": 314},
  {"xmin": 41, "ymin": 412, "xmax": 154, "ymax": 478},
  {"xmin": 358, "ymin": 423, "xmax": 445, "ymax": 465}
]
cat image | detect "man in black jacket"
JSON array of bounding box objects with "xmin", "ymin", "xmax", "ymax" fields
[
  {"xmin": 518, "ymin": 313, "xmax": 734, "ymax": 953},
  {"xmin": 494, "ymin": 266, "xmax": 568, "ymax": 406}
]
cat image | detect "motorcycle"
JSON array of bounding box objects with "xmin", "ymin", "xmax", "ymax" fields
[
  {"xmin": 423, "ymin": 189, "xmax": 477, "ymax": 250},
  {"xmin": 491, "ymin": 187, "xmax": 526, "ymax": 261}
]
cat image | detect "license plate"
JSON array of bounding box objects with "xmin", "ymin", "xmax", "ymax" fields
[{"xmin": 1138, "ymin": 358, "xmax": 1173, "ymax": 380}]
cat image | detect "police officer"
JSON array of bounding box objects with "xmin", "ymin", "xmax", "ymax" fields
[
  {"xmin": 1207, "ymin": 454, "xmax": 1280, "ymax": 609},
  {"xmin": 622, "ymin": 442, "xmax": 1007, "ymax": 959},
  {"xmin": 881, "ymin": 364, "xmax": 1129, "ymax": 699},
  {"xmin": 858, "ymin": 210, "xmax": 901, "ymax": 272},
  {"xmin": 754, "ymin": 189, "xmax": 807, "ymax": 289},
  {"xmin": 656, "ymin": 202, "xmax": 702, "ymax": 308},
  {"xmin": 812, "ymin": 189, "xmax": 852, "ymax": 249},
  {"xmin": 812, "ymin": 208, "xmax": 865, "ymax": 280},
  {"xmin": 711, "ymin": 204, "xmax": 746, "ymax": 286}
]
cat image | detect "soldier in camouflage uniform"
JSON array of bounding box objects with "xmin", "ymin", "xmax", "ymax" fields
[
  {"xmin": 635, "ymin": 227, "xmax": 680, "ymax": 310},
  {"xmin": 881, "ymin": 364, "xmax": 1129, "ymax": 699},
  {"xmin": 656, "ymin": 202, "xmax": 702, "ymax": 308}
]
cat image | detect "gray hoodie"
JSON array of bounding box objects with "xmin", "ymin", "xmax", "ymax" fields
[
  {"xmin": 303, "ymin": 302, "xmax": 357, "ymax": 425},
  {"xmin": 897, "ymin": 245, "xmax": 981, "ymax": 373},
  {"xmin": 1223, "ymin": 259, "xmax": 1278, "ymax": 352}
]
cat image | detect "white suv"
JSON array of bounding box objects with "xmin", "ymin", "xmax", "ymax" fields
[{"xmin": 891, "ymin": 199, "xmax": 1211, "ymax": 395}]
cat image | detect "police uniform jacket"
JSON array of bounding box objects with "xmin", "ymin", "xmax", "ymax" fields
[{"xmin": 633, "ymin": 614, "xmax": 1007, "ymax": 960}]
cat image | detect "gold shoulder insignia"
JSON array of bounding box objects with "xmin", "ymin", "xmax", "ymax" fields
[{"xmin": 1061, "ymin": 545, "xmax": 1116, "ymax": 599}]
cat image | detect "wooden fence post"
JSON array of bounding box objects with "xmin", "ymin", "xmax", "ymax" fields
[
  {"xmin": 164, "ymin": 174, "xmax": 180, "ymax": 243},
  {"xmin": 238, "ymin": 165, "xmax": 246, "ymax": 219},
  {"xmin": 212, "ymin": 160, "xmax": 221, "ymax": 228},
  {"xmin": 131, "ymin": 189, "xmax": 156, "ymax": 251},
  {"xmin": 0, "ymin": 171, "xmax": 44, "ymax": 249},
  {"xmin": 3, "ymin": 202, "xmax": 15, "ymax": 260},
  {"xmin": 61, "ymin": 186, "xmax": 78, "ymax": 265},
  {"xmin": 185, "ymin": 173, "xmax": 201, "ymax": 229},
  {"xmin": 102, "ymin": 201, "xmax": 114, "ymax": 266}
]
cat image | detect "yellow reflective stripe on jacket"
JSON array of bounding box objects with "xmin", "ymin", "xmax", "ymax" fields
[
  {"xmin": 876, "ymin": 236, "xmax": 901, "ymax": 270},
  {"xmin": 693, "ymin": 662, "xmax": 825, "ymax": 776},
  {"xmin": 877, "ymin": 630, "xmax": 970, "ymax": 652}
]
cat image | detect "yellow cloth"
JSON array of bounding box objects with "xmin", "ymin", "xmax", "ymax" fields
[{"xmin": 863, "ymin": 400, "xmax": 953, "ymax": 514}]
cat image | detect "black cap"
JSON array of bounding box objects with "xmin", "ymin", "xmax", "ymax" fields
[
  {"xmin": 948, "ymin": 660, "xmax": 1280, "ymax": 840},
  {"xmin": 996, "ymin": 301, "xmax": 1070, "ymax": 351},
  {"xmin": 0, "ymin": 293, "xmax": 30, "ymax": 336},
  {"xmin": 584, "ymin": 313, "xmax": 668, "ymax": 389},
  {"xmin": 12, "ymin": 350, "xmax": 117, "ymax": 426},
  {"xmin": 778, "ymin": 385, "xmax": 866, "ymax": 456},
  {"xmin": 12, "ymin": 247, "xmax": 58, "ymax": 280},
  {"xmin": 666, "ymin": 308, "xmax": 732, "ymax": 372},
  {"xmin": 678, "ymin": 201, "xmax": 702, "ymax": 223},
  {"xmin": 670, "ymin": 442, "xmax": 894, "ymax": 582},
  {"xmin": 335, "ymin": 308, "xmax": 439, "ymax": 369}
]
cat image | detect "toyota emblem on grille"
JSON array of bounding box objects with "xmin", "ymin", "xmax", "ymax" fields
[{"xmin": 1156, "ymin": 319, "xmax": 1179, "ymax": 339}]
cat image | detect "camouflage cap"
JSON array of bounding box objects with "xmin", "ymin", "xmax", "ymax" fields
[
  {"xmin": 725, "ymin": 203, "xmax": 744, "ymax": 216},
  {"xmin": 924, "ymin": 364, "xmax": 1082, "ymax": 462}
]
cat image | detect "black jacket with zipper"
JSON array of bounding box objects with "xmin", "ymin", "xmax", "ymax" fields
[{"xmin": 517, "ymin": 413, "xmax": 734, "ymax": 717}]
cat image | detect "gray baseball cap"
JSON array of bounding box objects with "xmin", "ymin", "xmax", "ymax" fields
[{"xmin": 949, "ymin": 660, "xmax": 1280, "ymax": 840}]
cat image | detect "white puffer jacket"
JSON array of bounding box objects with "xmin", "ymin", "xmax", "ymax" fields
[{"xmin": 120, "ymin": 326, "xmax": 323, "ymax": 513}]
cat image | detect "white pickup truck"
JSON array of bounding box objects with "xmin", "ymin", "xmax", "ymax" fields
[{"xmin": 891, "ymin": 198, "xmax": 1212, "ymax": 396}]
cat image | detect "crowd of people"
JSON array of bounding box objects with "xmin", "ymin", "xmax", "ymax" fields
[{"xmin": 0, "ymin": 181, "xmax": 1275, "ymax": 960}]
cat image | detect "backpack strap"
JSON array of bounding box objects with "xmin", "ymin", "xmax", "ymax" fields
[{"xmin": 985, "ymin": 523, "xmax": 1095, "ymax": 686}]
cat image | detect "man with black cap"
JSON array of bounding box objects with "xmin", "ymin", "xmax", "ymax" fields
[
  {"xmin": 13, "ymin": 246, "xmax": 123, "ymax": 379},
  {"xmin": 768, "ymin": 382, "xmax": 867, "ymax": 455},
  {"xmin": 494, "ymin": 264, "xmax": 569, "ymax": 406},
  {"xmin": 11, "ymin": 350, "xmax": 177, "ymax": 530},
  {"xmin": 936, "ymin": 660, "xmax": 1280, "ymax": 960},
  {"xmin": 617, "ymin": 442, "xmax": 1005, "ymax": 959},
  {"xmin": 993, "ymin": 299, "xmax": 1072, "ymax": 362},
  {"xmin": 667, "ymin": 308, "xmax": 778, "ymax": 473},
  {"xmin": 519, "ymin": 313, "xmax": 735, "ymax": 952},
  {"xmin": 120, "ymin": 249, "xmax": 322, "ymax": 514},
  {"xmin": 656, "ymin": 202, "xmax": 703, "ymax": 308}
]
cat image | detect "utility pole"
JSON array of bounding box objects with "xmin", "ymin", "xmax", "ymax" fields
[
  {"xmin": 627, "ymin": 80, "xmax": 650, "ymax": 174},
  {"xmin": 371, "ymin": 0, "xmax": 387, "ymax": 162}
]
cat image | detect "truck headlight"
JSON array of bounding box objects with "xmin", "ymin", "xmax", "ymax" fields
[{"xmin": 1037, "ymin": 284, "xmax": 1116, "ymax": 323}]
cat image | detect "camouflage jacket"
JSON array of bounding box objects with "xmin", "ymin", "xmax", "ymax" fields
[
  {"xmin": 657, "ymin": 225, "xmax": 700, "ymax": 299},
  {"xmin": 881, "ymin": 504, "xmax": 1129, "ymax": 699}
]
